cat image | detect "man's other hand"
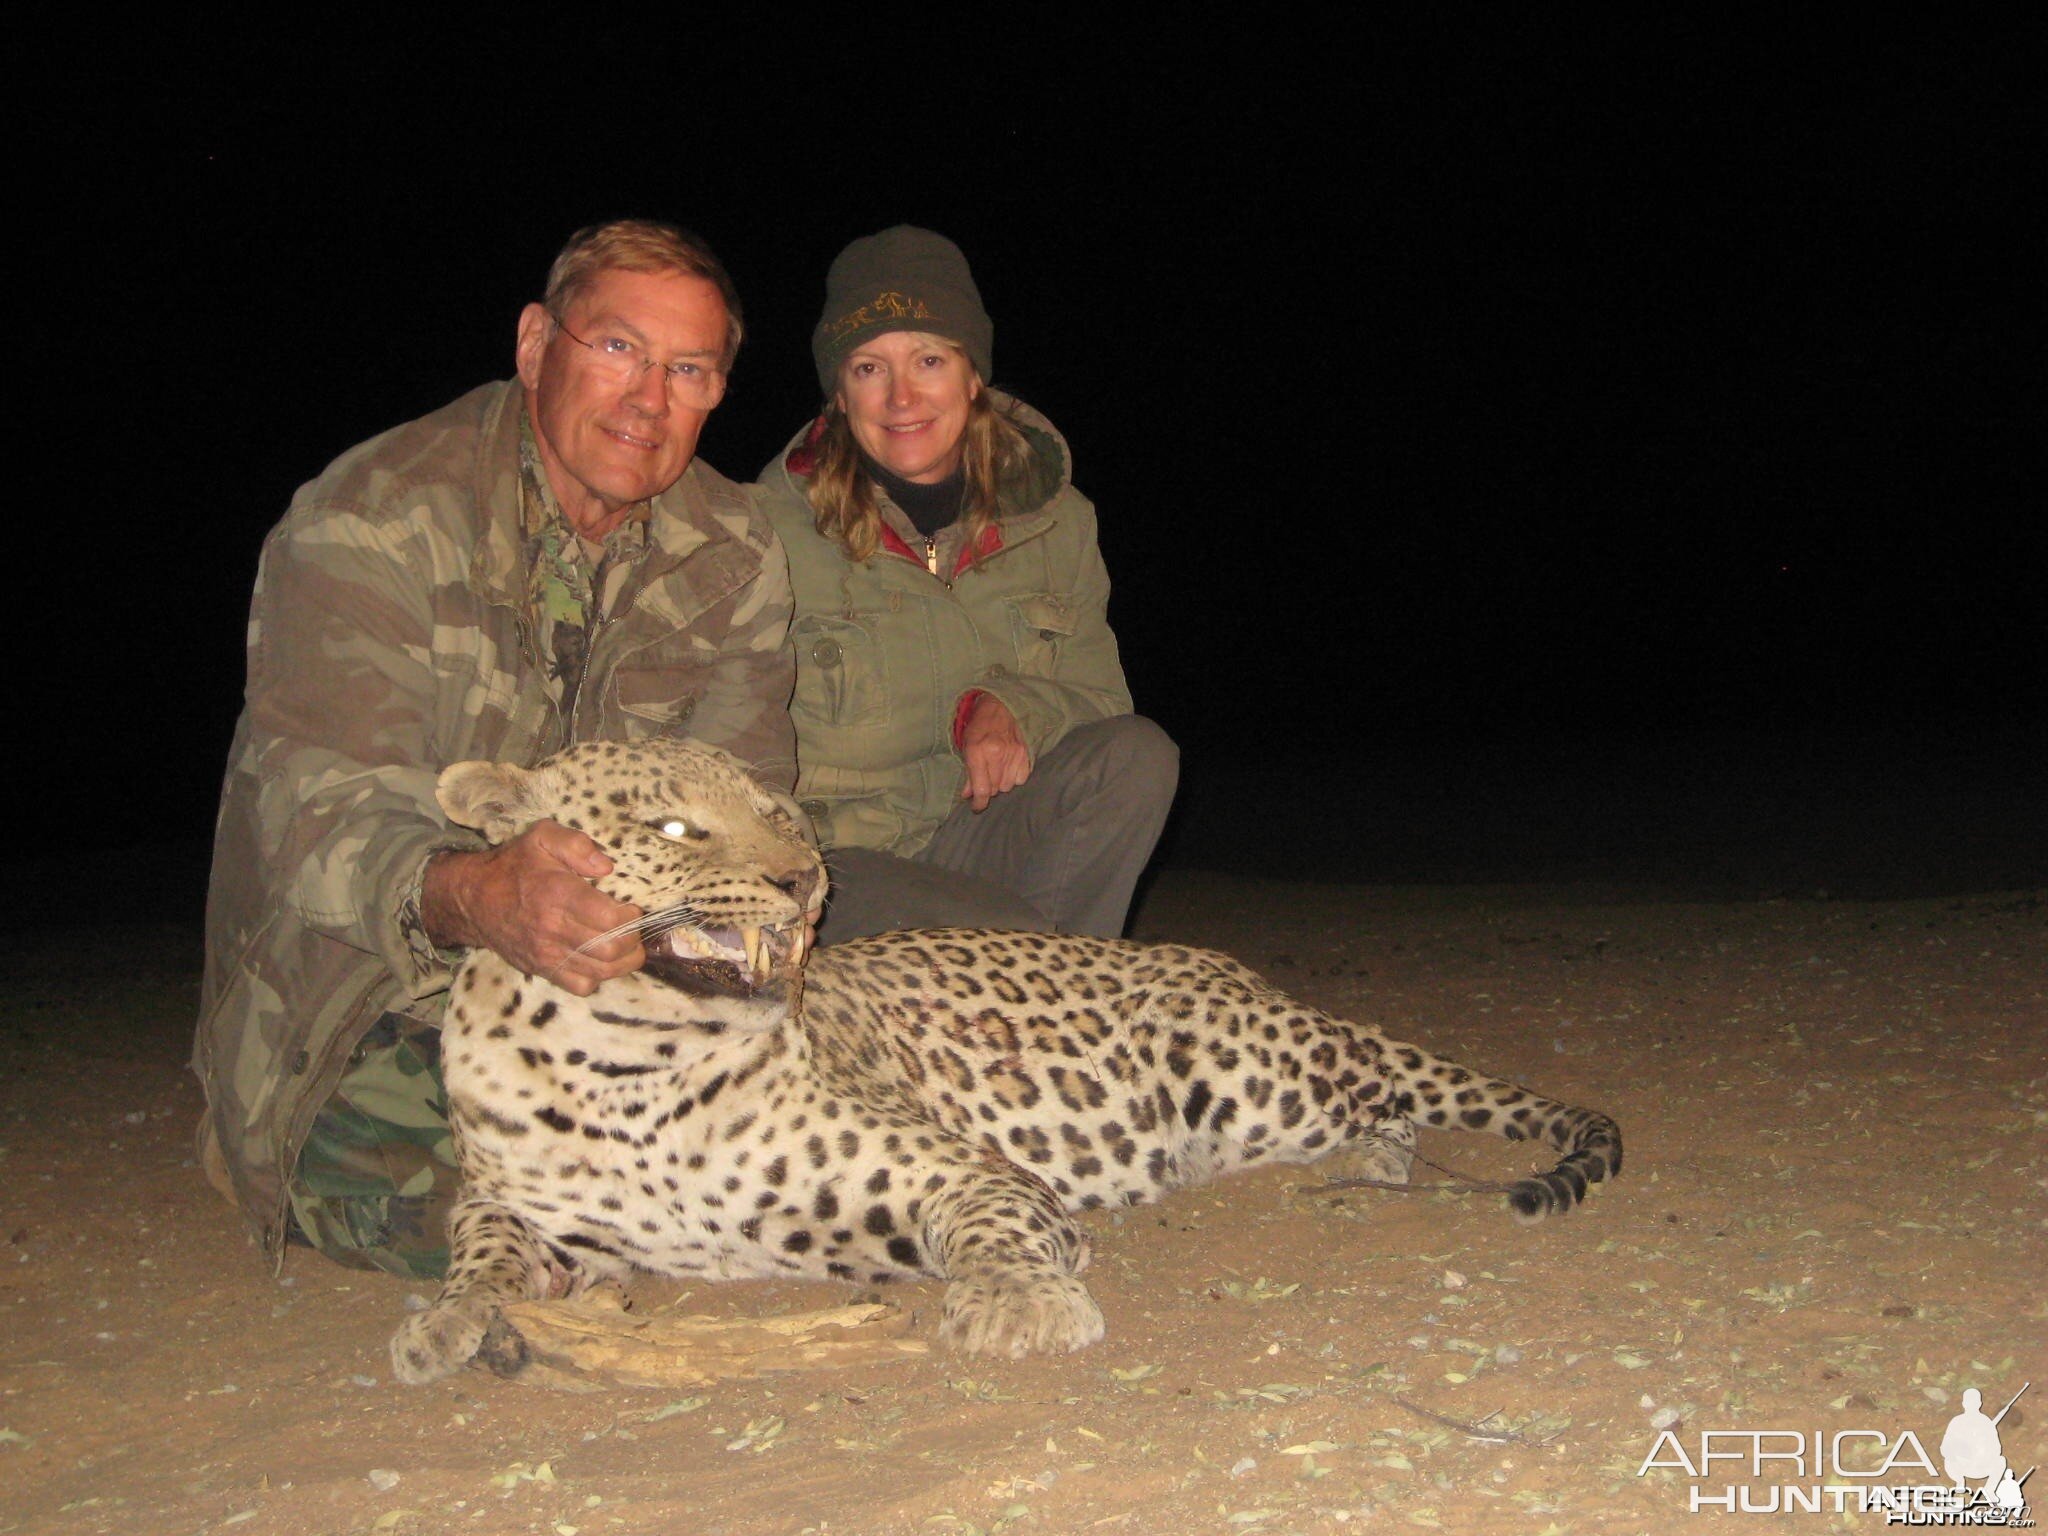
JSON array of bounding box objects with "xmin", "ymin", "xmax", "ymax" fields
[{"xmin": 422, "ymin": 823, "xmax": 645, "ymax": 996}]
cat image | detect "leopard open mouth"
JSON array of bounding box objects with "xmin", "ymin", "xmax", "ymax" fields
[{"xmin": 640, "ymin": 920, "xmax": 809, "ymax": 997}]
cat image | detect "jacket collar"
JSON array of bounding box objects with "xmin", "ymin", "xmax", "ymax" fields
[
  {"xmin": 776, "ymin": 389, "xmax": 1069, "ymax": 573},
  {"xmin": 874, "ymin": 517, "xmax": 1007, "ymax": 578}
]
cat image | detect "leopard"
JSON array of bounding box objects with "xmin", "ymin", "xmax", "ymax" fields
[{"xmin": 390, "ymin": 738, "xmax": 1623, "ymax": 1383}]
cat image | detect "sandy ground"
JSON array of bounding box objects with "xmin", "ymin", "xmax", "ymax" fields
[{"xmin": 4, "ymin": 868, "xmax": 2043, "ymax": 1535}]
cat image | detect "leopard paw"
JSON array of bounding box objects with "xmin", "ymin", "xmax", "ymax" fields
[
  {"xmin": 389, "ymin": 1296, "xmax": 496, "ymax": 1385},
  {"xmin": 940, "ymin": 1272, "xmax": 1106, "ymax": 1358}
]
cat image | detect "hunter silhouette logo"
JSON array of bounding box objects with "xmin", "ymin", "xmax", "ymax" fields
[
  {"xmin": 1942, "ymin": 1387, "xmax": 2031, "ymax": 1517},
  {"xmin": 1637, "ymin": 1380, "xmax": 2034, "ymax": 1522}
]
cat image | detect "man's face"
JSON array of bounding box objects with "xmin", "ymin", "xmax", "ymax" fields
[{"xmin": 515, "ymin": 267, "xmax": 731, "ymax": 538}]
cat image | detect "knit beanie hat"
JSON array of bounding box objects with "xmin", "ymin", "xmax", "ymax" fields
[{"xmin": 812, "ymin": 226, "xmax": 994, "ymax": 395}]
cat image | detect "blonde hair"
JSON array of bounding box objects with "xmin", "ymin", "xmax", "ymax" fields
[
  {"xmin": 542, "ymin": 219, "xmax": 744, "ymax": 367},
  {"xmin": 806, "ymin": 352, "xmax": 1028, "ymax": 563}
]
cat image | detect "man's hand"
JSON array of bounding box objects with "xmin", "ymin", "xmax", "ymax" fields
[
  {"xmin": 958, "ymin": 693, "xmax": 1032, "ymax": 812},
  {"xmin": 422, "ymin": 822, "xmax": 645, "ymax": 996}
]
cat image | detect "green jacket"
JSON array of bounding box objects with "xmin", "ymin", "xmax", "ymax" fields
[
  {"xmin": 754, "ymin": 393, "xmax": 1132, "ymax": 854},
  {"xmin": 194, "ymin": 380, "xmax": 794, "ymax": 1261}
]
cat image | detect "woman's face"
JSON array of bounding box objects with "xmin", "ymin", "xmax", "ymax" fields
[{"xmin": 836, "ymin": 331, "xmax": 982, "ymax": 484}]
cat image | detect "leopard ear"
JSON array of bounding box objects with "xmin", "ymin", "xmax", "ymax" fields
[
  {"xmin": 437, "ymin": 760, "xmax": 546, "ymax": 843},
  {"xmin": 759, "ymin": 782, "xmax": 822, "ymax": 850}
]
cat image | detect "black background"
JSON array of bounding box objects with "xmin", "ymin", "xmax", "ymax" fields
[{"xmin": 21, "ymin": 17, "xmax": 2041, "ymax": 894}]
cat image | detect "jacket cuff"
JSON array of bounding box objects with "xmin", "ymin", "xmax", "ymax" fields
[
  {"xmin": 387, "ymin": 836, "xmax": 478, "ymax": 998},
  {"xmin": 953, "ymin": 680, "xmax": 1063, "ymax": 763},
  {"xmin": 951, "ymin": 689, "xmax": 987, "ymax": 752}
]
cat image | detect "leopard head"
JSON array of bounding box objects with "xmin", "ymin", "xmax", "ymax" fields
[{"xmin": 437, "ymin": 739, "xmax": 823, "ymax": 1011}]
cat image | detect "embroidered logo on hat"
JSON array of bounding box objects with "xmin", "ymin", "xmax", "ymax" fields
[{"xmin": 827, "ymin": 290, "xmax": 938, "ymax": 343}]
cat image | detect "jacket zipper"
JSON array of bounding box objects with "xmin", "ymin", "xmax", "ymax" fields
[
  {"xmin": 922, "ymin": 537, "xmax": 940, "ymax": 577},
  {"xmin": 568, "ymin": 548, "xmax": 621, "ymax": 744},
  {"xmin": 570, "ymin": 612, "xmax": 610, "ymax": 743}
]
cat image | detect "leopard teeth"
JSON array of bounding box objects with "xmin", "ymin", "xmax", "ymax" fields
[{"xmin": 743, "ymin": 926, "xmax": 764, "ymax": 981}]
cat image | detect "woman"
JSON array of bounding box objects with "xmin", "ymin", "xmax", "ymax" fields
[{"xmin": 755, "ymin": 226, "xmax": 1176, "ymax": 943}]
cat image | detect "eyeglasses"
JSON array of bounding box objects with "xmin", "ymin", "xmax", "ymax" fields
[{"xmin": 551, "ymin": 316, "xmax": 727, "ymax": 407}]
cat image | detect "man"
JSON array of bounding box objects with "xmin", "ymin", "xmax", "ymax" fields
[{"xmin": 194, "ymin": 221, "xmax": 795, "ymax": 1280}]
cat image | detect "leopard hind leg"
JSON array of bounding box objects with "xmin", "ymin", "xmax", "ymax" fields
[
  {"xmin": 389, "ymin": 1198, "xmax": 576, "ymax": 1384},
  {"xmin": 1322, "ymin": 1114, "xmax": 1416, "ymax": 1186}
]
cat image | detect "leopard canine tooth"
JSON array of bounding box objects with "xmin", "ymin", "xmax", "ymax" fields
[{"xmin": 742, "ymin": 926, "xmax": 764, "ymax": 981}]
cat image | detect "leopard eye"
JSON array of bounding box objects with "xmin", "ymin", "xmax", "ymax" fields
[{"xmin": 652, "ymin": 817, "xmax": 704, "ymax": 842}]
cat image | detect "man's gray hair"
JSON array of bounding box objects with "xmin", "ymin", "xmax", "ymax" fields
[{"xmin": 543, "ymin": 219, "xmax": 744, "ymax": 368}]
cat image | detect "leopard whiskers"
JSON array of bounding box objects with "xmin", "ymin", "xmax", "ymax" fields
[
  {"xmin": 574, "ymin": 901, "xmax": 708, "ymax": 956},
  {"xmin": 635, "ymin": 902, "xmax": 711, "ymax": 943}
]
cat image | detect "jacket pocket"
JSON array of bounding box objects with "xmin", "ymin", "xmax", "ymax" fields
[
  {"xmin": 611, "ymin": 661, "xmax": 705, "ymax": 735},
  {"xmin": 797, "ymin": 789, "xmax": 909, "ymax": 854},
  {"xmin": 791, "ymin": 615, "xmax": 888, "ymax": 729},
  {"xmin": 1003, "ymin": 592, "xmax": 1078, "ymax": 674}
]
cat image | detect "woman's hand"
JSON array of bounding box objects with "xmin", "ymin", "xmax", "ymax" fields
[{"xmin": 959, "ymin": 694, "xmax": 1032, "ymax": 811}]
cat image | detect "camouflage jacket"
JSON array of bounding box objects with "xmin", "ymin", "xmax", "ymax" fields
[
  {"xmin": 194, "ymin": 380, "xmax": 794, "ymax": 1261},
  {"xmin": 754, "ymin": 393, "xmax": 1133, "ymax": 855}
]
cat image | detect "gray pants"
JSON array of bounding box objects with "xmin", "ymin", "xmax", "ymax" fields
[{"xmin": 816, "ymin": 715, "xmax": 1178, "ymax": 945}]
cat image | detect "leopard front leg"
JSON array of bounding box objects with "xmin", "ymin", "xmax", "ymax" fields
[
  {"xmin": 921, "ymin": 1160, "xmax": 1104, "ymax": 1359},
  {"xmin": 389, "ymin": 1199, "xmax": 570, "ymax": 1384}
]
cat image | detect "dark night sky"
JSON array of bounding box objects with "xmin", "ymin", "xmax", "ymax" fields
[{"xmin": 20, "ymin": 18, "xmax": 2040, "ymax": 872}]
